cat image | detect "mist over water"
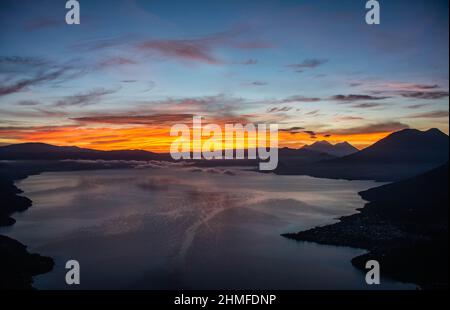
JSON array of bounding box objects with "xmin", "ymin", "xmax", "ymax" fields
[{"xmin": 1, "ymin": 167, "xmax": 414, "ymax": 289}]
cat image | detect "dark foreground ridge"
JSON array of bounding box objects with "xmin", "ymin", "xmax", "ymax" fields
[
  {"xmin": 283, "ymin": 163, "xmax": 449, "ymax": 289},
  {"xmin": 0, "ymin": 172, "xmax": 54, "ymax": 289},
  {"xmin": 0, "ymin": 235, "xmax": 54, "ymax": 290}
]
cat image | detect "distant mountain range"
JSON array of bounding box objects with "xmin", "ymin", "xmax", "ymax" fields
[
  {"xmin": 0, "ymin": 142, "xmax": 169, "ymax": 161},
  {"xmin": 0, "ymin": 142, "xmax": 339, "ymax": 165},
  {"xmin": 276, "ymin": 128, "xmax": 449, "ymax": 181},
  {"xmin": 1, "ymin": 128, "xmax": 448, "ymax": 181},
  {"xmin": 302, "ymin": 140, "xmax": 358, "ymax": 157}
]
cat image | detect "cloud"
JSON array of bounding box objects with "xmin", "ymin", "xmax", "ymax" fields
[
  {"xmin": 242, "ymin": 59, "xmax": 258, "ymax": 65},
  {"xmin": 25, "ymin": 17, "xmax": 60, "ymax": 31},
  {"xmin": 279, "ymin": 126, "xmax": 305, "ymax": 132},
  {"xmin": 232, "ymin": 41, "xmax": 273, "ymax": 49},
  {"xmin": 287, "ymin": 59, "xmax": 328, "ymax": 70},
  {"xmin": 329, "ymin": 122, "xmax": 409, "ymax": 135},
  {"xmin": 182, "ymin": 166, "xmax": 238, "ymax": 176},
  {"xmin": 242, "ymin": 81, "xmax": 267, "ymax": 87},
  {"xmin": 0, "ymin": 56, "xmax": 49, "ymax": 69},
  {"xmin": 54, "ymin": 88, "xmax": 118, "ymax": 107},
  {"xmin": 400, "ymin": 91, "xmax": 449, "ymax": 100},
  {"xmin": 72, "ymin": 113, "xmax": 195, "ymax": 126},
  {"xmin": 280, "ymin": 127, "xmax": 320, "ymax": 138},
  {"xmin": 0, "ymin": 107, "xmax": 67, "ymax": 118},
  {"xmin": 331, "ymin": 94, "xmax": 390, "ymax": 102},
  {"xmin": 305, "ymin": 109, "xmax": 320, "ymax": 116},
  {"xmin": 0, "ymin": 56, "xmax": 90, "ymax": 96},
  {"xmin": 98, "ymin": 57, "xmax": 137, "ymax": 68},
  {"xmin": 382, "ymin": 82, "xmax": 441, "ymax": 92},
  {"xmin": 72, "ymin": 36, "xmax": 136, "ymax": 51},
  {"xmin": 407, "ymin": 110, "xmax": 449, "ymax": 119},
  {"xmin": 336, "ymin": 116, "xmax": 365, "ymax": 120},
  {"xmin": 0, "ymin": 125, "xmax": 80, "ymax": 140},
  {"xmin": 406, "ymin": 104, "xmax": 427, "ymax": 109},
  {"xmin": 267, "ymin": 106, "xmax": 292, "ymax": 113},
  {"xmin": 277, "ymin": 95, "xmax": 322, "ymax": 104},
  {"xmin": 351, "ymin": 103, "xmax": 383, "ymax": 108},
  {"xmin": 0, "ymin": 68, "xmax": 69, "ymax": 97},
  {"xmin": 303, "ymin": 130, "xmax": 317, "ymax": 139},
  {"xmin": 72, "ymin": 111, "xmax": 255, "ymax": 128},
  {"xmin": 16, "ymin": 100, "xmax": 41, "ymax": 106},
  {"xmin": 137, "ymin": 39, "xmax": 222, "ymax": 64},
  {"xmin": 136, "ymin": 28, "xmax": 271, "ymax": 64},
  {"xmin": 143, "ymin": 94, "xmax": 244, "ymax": 115},
  {"xmin": 347, "ymin": 81, "xmax": 448, "ymax": 100},
  {"xmin": 73, "ymin": 28, "xmax": 271, "ymax": 65}
]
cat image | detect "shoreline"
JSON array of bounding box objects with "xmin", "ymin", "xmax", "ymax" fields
[
  {"xmin": 0, "ymin": 175, "xmax": 55, "ymax": 289},
  {"xmin": 0, "ymin": 160, "xmax": 139, "ymax": 289},
  {"xmin": 282, "ymin": 163, "xmax": 449, "ymax": 290}
]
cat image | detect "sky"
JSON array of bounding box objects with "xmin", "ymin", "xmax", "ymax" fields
[{"xmin": 0, "ymin": 0, "xmax": 448, "ymax": 152}]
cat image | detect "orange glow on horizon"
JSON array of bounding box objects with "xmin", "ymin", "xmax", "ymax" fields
[{"xmin": 0, "ymin": 124, "xmax": 395, "ymax": 153}]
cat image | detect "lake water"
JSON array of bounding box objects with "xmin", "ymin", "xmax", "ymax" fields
[{"xmin": 1, "ymin": 167, "xmax": 415, "ymax": 289}]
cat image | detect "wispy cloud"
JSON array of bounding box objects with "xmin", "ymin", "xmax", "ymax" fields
[
  {"xmin": 335, "ymin": 116, "xmax": 365, "ymax": 121},
  {"xmin": 287, "ymin": 58, "xmax": 328, "ymax": 70},
  {"xmin": 113, "ymin": 28, "xmax": 273, "ymax": 65},
  {"xmin": 276, "ymin": 95, "xmax": 322, "ymax": 104},
  {"xmin": 407, "ymin": 110, "xmax": 449, "ymax": 119},
  {"xmin": 242, "ymin": 59, "xmax": 258, "ymax": 65},
  {"xmin": 348, "ymin": 81, "xmax": 448, "ymax": 101},
  {"xmin": 16, "ymin": 100, "xmax": 41, "ymax": 106},
  {"xmin": 137, "ymin": 39, "xmax": 222, "ymax": 64},
  {"xmin": 279, "ymin": 126, "xmax": 305, "ymax": 134},
  {"xmin": 242, "ymin": 81, "xmax": 267, "ymax": 87},
  {"xmin": 400, "ymin": 91, "xmax": 449, "ymax": 100},
  {"xmin": 98, "ymin": 57, "xmax": 137, "ymax": 68},
  {"xmin": 351, "ymin": 103, "xmax": 384, "ymax": 109},
  {"xmin": 0, "ymin": 68, "xmax": 69, "ymax": 97},
  {"xmin": 25, "ymin": 17, "xmax": 60, "ymax": 31},
  {"xmin": 54, "ymin": 88, "xmax": 118, "ymax": 107},
  {"xmin": 305, "ymin": 109, "xmax": 320, "ymax": 116},
  {"xmin": 407, "ymin": 103, "xmax": 427, "ymax": 109},
  {"xmin": 0, "ymin": 56, "xmax": 49, "ymax": 70},
  {"xmin": 303, "ymin": 130, "xmax": 317, "ymax": 139},
  {"xmin": 381, "ymin": 82, "xmax": 441, "ymax": 92},
  {"xmin": 71, "ymin": 113, "xmax": 195, "ymax": 126},
  {"xmin": 267, "ymin": 106, "xmax": 292, "ymax": 113},
  {"xmin": 0, "ymin": 56, "xmax": 90, "ymax": 96},
  {"xmin": 331, "ymin": 94, "xmax": 390, "ymax": 102}
]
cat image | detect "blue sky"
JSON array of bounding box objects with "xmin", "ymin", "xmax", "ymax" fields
[{"xmin": 0, "ymin": 0, "xmax": 448, "ymax": 149}]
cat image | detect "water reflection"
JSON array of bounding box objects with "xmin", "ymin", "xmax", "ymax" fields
[{"xmin": 1, "ymin": 167, "xmax": 414, "ymax": 289}]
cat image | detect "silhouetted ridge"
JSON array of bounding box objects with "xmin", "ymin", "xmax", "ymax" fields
[
  {"xmin": 341, "ymin": 128, "xmax": 449, "ymax": 163},
  {"xmin": 277, "ymin": 128, "xmax": 449, "ymax": 181},
  {"xmin": 303, "ymin": 140, "xmax": 358, "ymax": 157},
  {"xmin": 0, "ymin": 142, "xmax": 169, "ymax": 161}
]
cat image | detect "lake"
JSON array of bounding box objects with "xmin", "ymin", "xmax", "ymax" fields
[{"xmin": 0, "ymin": 166, "xmax": 415, "ymax": 289}]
